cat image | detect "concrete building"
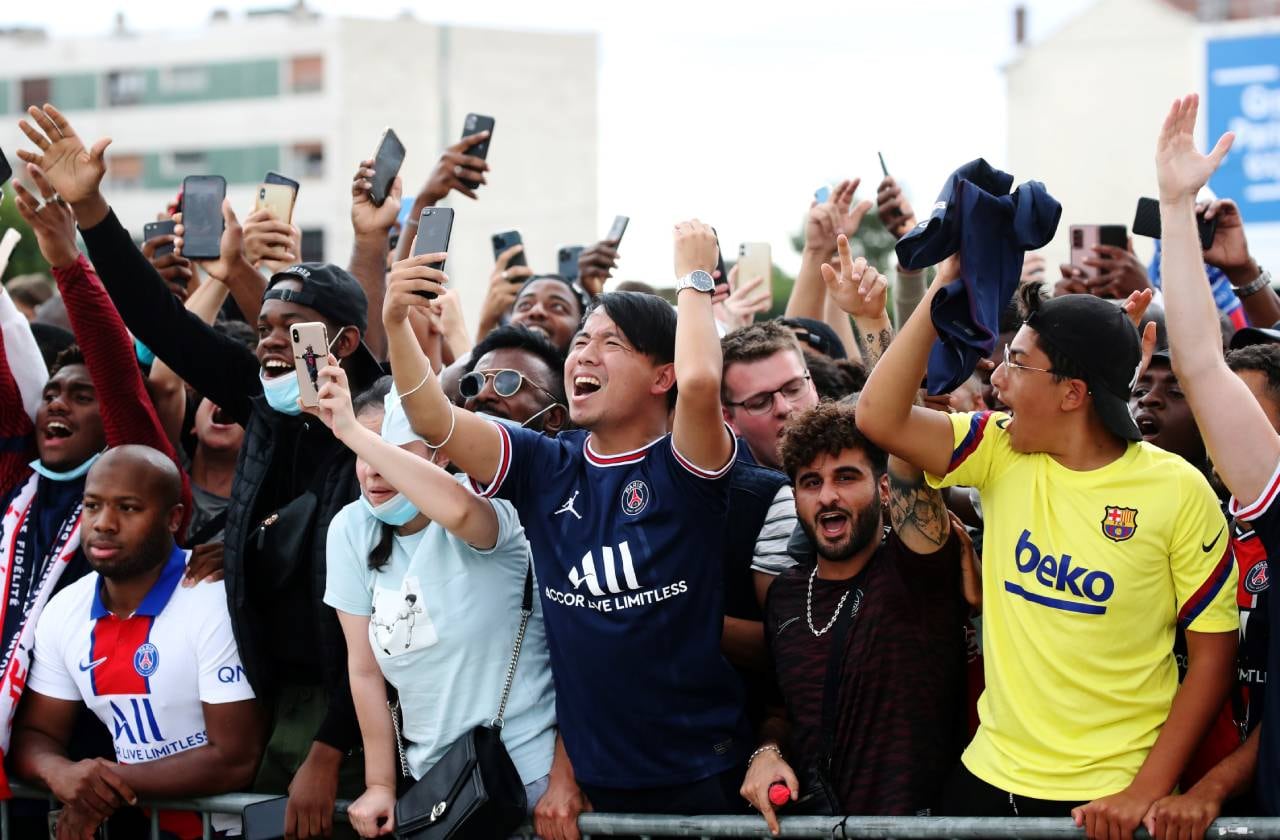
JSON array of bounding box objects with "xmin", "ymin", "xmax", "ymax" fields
[
  {"xmin": 0, "ymin": 6, "xmax": 598, "ymax": 331},
  {"xmin": 1006, "ymin": 0, "xmax": 1280, "ymax": 282}
]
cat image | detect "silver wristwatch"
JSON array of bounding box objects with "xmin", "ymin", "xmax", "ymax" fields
[
  {"xmin": 676, "ymin": 270, "xmax": 715, "ymax": 294},
  {"xmin": 1235, "ymin": 268, "xmax": 1272, "ymax": 299}
]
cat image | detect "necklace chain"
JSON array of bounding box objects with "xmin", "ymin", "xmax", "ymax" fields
[{"xmin": 806, "ymin": 565, "xmax": 854, "ymax": 636}]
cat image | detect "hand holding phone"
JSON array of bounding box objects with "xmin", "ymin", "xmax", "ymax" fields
[
  {"xmin": 411, "ymin": 207, "xmax": 454, "ymax": 299},
  {"xmin": 255, "ymin": 183, "xmax": 296, "ymax": 224},
  {"xmin": 459, "ymin": 114, "xmax": 496, "ymax": 191},
  {"xmin": 491, "ymin": 230, "xmax": 528, "ymax": 269},
  {"xmin": 558, "ymin": 245, "xmax": 584, "ymax": 283},
  {"xmin": 369, "ymin": 129, "xmax": 405, "ymax": 207},
  {"xmin": 1132, "ymin": 196, "xmax": 1218, "ymax": 251},
  {"xmin": 1069, "ymin": 225, "xmax": 1128, "ymax": 280},
  {"xmin": 143, "ymin": 220, "xmax": 177, "ymax": 257},
  {"xmin": 291, "ymin": 323, "xmax": 329, "ymax": 408}
]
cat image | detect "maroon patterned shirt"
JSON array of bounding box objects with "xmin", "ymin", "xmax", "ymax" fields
[{"xmin": 765, "ymin": 530, "xmax": 968, "ymax": 815}]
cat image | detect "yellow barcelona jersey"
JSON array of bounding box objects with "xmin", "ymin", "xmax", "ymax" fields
[{"xmin": 927, "ymin": 411, "xmax": 1238, "ymax": 800}]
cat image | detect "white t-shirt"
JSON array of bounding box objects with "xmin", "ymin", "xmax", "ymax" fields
[
  {"xmin": 324, "ymin": 492, "xmax": 556, "ymax": 784},
  {"xmin": 30, "ymin": 546, "xmax": 255, "ymax": 764}
]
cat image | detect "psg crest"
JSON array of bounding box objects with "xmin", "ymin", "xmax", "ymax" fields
[
  {"xmin": 621, "ymin": 480, "xmax": 649, "ymax": 516},
  {"xmin": 1101, "ymin": 506, "xmax": 1138, "ymax": 543},
  {"xmin": 134, "ymin": 643, "xmax": 159, "ymax": 678}
]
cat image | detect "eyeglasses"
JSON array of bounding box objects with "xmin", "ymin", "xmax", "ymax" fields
[
  {"xmin": 1002, "ymin": 345, "xmax": 1059, "ymax": 377},
  {"xmin": 726, "ymin": 374, "xmax": 812, "ymax": 415},
  {"xmin": 459, "ymin": 369, "xmax": 560, "ymax": 404}
]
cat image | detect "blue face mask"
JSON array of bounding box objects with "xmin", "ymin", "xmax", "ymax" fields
[
  {"xmin": 360, "ymin": 493, "xmax": 420, "ymax": 527},
  {"xmin": 259, "ymin": 370, "xmax": 303, "ymax": 416},
  {"xmin": 134, "ymin": 338, "xmax": 156, "ymax": 367},
  {"xmin": 30, "ymin": 451, "xmax": 102, "ymax": 482}
]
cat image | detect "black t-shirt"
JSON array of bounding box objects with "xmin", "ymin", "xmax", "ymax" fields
[{"xmin": 764, "ymin": 529, "xmax": 968, "ymax": 816}]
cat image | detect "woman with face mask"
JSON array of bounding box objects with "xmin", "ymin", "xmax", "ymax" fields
[{"xmin": 309, "ymin": 367, "xmax": 585, "ymax": 839}]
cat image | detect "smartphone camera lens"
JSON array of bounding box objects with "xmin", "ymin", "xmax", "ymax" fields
[
  {"xmin": 1072, "ymin": 230, "xmax": 1083, "ymax": 248},
  {"xmin": 292, "ymin": 330, "xmax": 299, "ymax": 342}
]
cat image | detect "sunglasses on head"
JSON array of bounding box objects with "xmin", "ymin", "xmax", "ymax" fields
[{"xmin": 458, "ymin": 369, "xmax": 559, "ymax": 403}]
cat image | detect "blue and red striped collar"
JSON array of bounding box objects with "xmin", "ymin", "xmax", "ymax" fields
[{"xmin": 90, "ymin": 544, "xmax": 187, "ymax": 620}]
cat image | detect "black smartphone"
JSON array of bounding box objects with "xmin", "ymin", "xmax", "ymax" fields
[
  {"xmin": 143, "ymin": 220, "xmax": 177, "ymax": 257},
  {"xmin": 0, "ymin": 147, "xmax": 11, "ymax": 189},
  {"xmin": 712, "ymin": 228, "xmax": 728, "ymax": 295},
  {"xmin": 460, "ymin": 113, "xmax": 496, "ymax": 191},
  {"xmin": 878, "ymin": 151, "xmax": 889, "ymax": 178},
  {"xmin": 1133, "ymin": 197, "xmax": 1218, "ymax": 251},
  {"xmin": 492, "ymin": 230, "xmax": 527, "ymax": 269},
  {"xmin": 412, "ymin": 207, "xmax": 454, "ymax": 299},
  {"xmin": 180, "ymin": 175, "xmax": 226, "ymax": 260},
  {"xmin": 264, "ymin": 170, "xmax": 300, "ymax": 196},
  {"xmin": 606, "ymin": 215, "xmax": 629, "ymax": 243},
  {"xmin": 242, "ymin": 795, "xmax": 289, "ymax": 840},
  {"xmin": 558, "ymin": 245, "xmax": 584, "ymax": 282},
  {"xmin": 369, "ymin": 128, "xmax": 405, "ymax": 207}
]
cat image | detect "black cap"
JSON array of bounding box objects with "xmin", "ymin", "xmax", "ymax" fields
[
  {"xmin": 1230, "ymin": 325, "xmax": 1280, "ymax": 350},
  {"xmin": 1025, "ymin": 294, "xmax": 1142, "ymax": 442},
  {"xmin": 265, "ymin": 263, "xmax": 383, "ymax": 382},
  {"xmin": 778, "ymin": 317, "xmax": 848, "ymax": 360}
]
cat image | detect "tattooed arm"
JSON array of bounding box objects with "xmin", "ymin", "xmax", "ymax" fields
[
  {"xmin": 886, "ymin": 454, "xmax": 951, "ymax": 554},
  {"xmin": 856, "ymin": 320, "xmax": 894, "ymax": 372}
]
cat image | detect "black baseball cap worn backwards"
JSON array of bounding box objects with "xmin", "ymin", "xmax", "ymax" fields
[
  {"xmin": 1024, "ymin": 294, "xmax": 1143, "ymax": 442},
  {"xmin": 266, "ymin": 263, "xmax": 370, "ymax": 335}
]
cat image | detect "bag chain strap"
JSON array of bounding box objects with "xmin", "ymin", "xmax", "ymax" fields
[
  {"xmin": 491, "ymin": 604, "xmax": 532, "ymax": 729},
  {"xmin": 388, "ymin": 699, "xmax": 412, "ymax": 779}
]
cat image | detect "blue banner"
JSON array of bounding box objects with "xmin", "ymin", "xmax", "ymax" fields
[{"xmin": 1206, "ymin": 33, "xmax": 1280, "ymax": 224}]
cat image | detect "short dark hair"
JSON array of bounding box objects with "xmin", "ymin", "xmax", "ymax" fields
[
  {"xmin": 721, "ymin": 321, "xmax": 809, "ymax": 402},
  {"xmin": 804, "ymin": 351, "xmax": 867, "ymax": 402},
  {"xmin": 1016, "ymin": 284, "xmax": 1090, "ymax": 383},
  {"xmin": 50, "ymin": 344, "xmax": 86, "ymax": 377},
  {"xmin": 586, "ymin": 292, "xmax": 677, "ymax": 407},
  {"xmin": 1228, "ymin": 344, "xmax": 1280, "ymax": 405},
  {"xmin": 466, "ymin": 325, "xmax": 567, "ymax": 403},
  {"xmin": 779, "ymin": 401, "xmax": 887, "ymax": 481},
  {"xmin": 353, "ymin": 375, "xmax": 394, "ymax": 417}
]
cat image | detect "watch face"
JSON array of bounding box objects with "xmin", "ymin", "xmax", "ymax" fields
[{"xmin": 689, "ymin": 270, "xmax": 714, "ymax": 292}]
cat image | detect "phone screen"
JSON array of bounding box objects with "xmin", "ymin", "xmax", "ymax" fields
[
  {"xmin": 181, "ymin": 176, "xmax": 226, "ymax": 260},
  {"xmin": 369, "ymin": 129, "xmax": 405, "ymax": 207}
]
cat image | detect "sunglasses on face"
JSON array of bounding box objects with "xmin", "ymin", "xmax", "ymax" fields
[{"xmin": 458, "ymin": 368, "xmax": 559, "ymax": 403}]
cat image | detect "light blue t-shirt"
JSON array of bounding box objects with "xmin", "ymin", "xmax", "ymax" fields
[{"xmin": 324, "ymin": 493, "xmax": 556, "ymax": 784}]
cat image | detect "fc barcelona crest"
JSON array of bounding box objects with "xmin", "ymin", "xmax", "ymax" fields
[{"xmin": 1102, "ymin": 506, "xmax": 1138, "ymax": 542}]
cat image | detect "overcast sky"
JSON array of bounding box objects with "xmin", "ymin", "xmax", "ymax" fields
[{"xmin": 8, "ymin": 0, "xmax": 1097, "ymax": 283}]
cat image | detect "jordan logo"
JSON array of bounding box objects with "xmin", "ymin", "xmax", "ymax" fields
[{"xmin": 555, "ymin": 490, "xmax": 583, "ymax": 520}]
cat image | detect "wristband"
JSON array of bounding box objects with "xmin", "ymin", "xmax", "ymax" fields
[
  {"xmin": 1234, "ymin": 268, "xmax": 1272, "ymax": 300},
  {"xmin": 748, "ymin": 744, "xmax": 782, "ymax": 765}
]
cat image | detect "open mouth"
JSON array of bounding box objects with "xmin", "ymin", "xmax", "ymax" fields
[
  {"xmin": 262, "ymin": 358, "xmax": 293, "ymax": 379},
  {"xmin": 211, "ymin": 406, "xmax": 235, "ymax": 426},
  {"xmin": 573, "ymin": 375, "xmax": 602, "ymax": 398},
  {"xmin": 44, "ymin": 420, "xmax": 73, "ymax": 440},
  {"xmin": 817, "ymin": 510, "xmax": 849, "ymax": 539},
  {"xmin": 1135, "ymin": 414, "xmax": 1159, "ymax": 437}
]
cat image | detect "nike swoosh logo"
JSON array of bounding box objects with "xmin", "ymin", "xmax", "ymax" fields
[
  {"xmin": 78, "ymin": 657, "xmax": 107, "ymax": 672},
  {"xmin": 1203, "ymin": 526, "xmax": 1225, "ymax": 554}
]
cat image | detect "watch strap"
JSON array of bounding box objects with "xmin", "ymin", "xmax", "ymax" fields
[{"xmin": 1235, "ymin": 268, "xmax": 1272, "ymax": 300}]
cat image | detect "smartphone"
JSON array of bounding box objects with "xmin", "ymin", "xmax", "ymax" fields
[
  {"xmin": 143, "ymin": 220, "xmax": 177, "ymax": 257},
  {"xmin": 606, "ymin": 215, "xmax": 629, "ymax": 243},
  {"xmin": 491, "ymin": 230, "xmax": 527, "ymax": 269},
  {"xmin": 460, "ymin": 113, "xmax": 496, "ymax": 190},
  {"xmin": 737, "ymin": 242, "xmax": 773, "ymax": 309},
  {"xmin": 712, "ymin": 229, "xmax": 729, "ymax": 296},
  {"xmin": 814, "ymin": 185, "xmax": 831, "ymax": 204},
  {"xmin": 558, "ymin": 245, "xmax": 584, "ymax": 282},
  {"xmin": 369, "ymin": 128, "xmax": 405, "ymax": 208},
  {"xmin": 290, "ymin": 322, "xmax": 328, "ymax": 408},
  {"xmin": 255, "ymin": 183, "xmax": 296, "ymax": 224},
  {"xmin": 1132, "ymin": 196, "xmax": 1218, "ymax": 251},
  {"xmin": 242, "ymin": 795, "xmax": 290, "ymax": 840},
  {"xmin": 180, "ymin": 175, "xmax": 227, "ymax": 260},
  {"xmin": 0, "ymin": 147, "xmax": 11, "ymax": 188},
  {"xmin": 264, "ymin": 170, "xmax": 300, "ymax": 196},
  {"xmin": 878, "ymin": 151, "xmax": 889, "ymax": 178},
  {"xmin": 1070, "ymin": 225, "xmax": 1128, "ymax": 279},
  {"xmin": 412, "ymin": 207, "xmax": 454, "ymax": 299}
]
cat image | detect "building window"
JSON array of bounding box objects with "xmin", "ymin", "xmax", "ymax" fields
[
  {"xmin": 289, "ymin": 142, "xmax": 324, "ymax": 178},
  {"xmin": 106, "ymin": 153, "xmax": 144, "ymax": 189},
  {"xmin": 158, "ymin": 66, "xmax": 209, "ymax": 95},
  {"xmin": 19, "ymin": 78, "xmax": 50, "ymax": 110},
  {"xmin": 289, "ymin": 56, "xmax": 323, "ymax": 93},
  {"xmin": 106, "ymin": 70, "xmax": 147, "ymax": 107},
  {"xmin": 301, "ymin": 228, "xmax": 325, "ymax": 262},
  {"xmin": 160, "ymin": 150, "xmax": 209, "ymax": 179}
]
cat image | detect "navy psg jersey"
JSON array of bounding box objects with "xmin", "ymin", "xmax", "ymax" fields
[{"xmin": 471, "ymin": 422, "xmax": 750, "ymax": 788}]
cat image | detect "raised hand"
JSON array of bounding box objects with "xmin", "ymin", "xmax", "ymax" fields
[
  {"xmin": 351, "ymin": 159, "xmax": 403, "ymax": 238},
  {"xmin": 416, "ymin": 132, "xmax": 491, "ymax": 204},
  {"xmin": 175, "ymin": 200, "xmax": 247, "ymax": 282},
  {"xmin": 805, "ymin": 178, "xmax": 873, "ymax": 257},
  {"xmin": 302, "ymin": 356, "xmax": 360, "ymax": 441},
  {"xmin": 1155, "ymin": 94, "xmax": 1233, "ymax": 205},
  {"xmin": 11, "ymin": 164, "xmax": 80, "ymax": 269},
  {"xmin": 1200, "ymin": 198, "xmax": 1259, "ymax": 283},
  {"xmin": 578, "ymin": 240, "xmax": 620, "ymax": 297},
  {"xmin": 16, "ymin": 105, "xmax": 110, "ymax": 212},
  {"xmin": 384, "ymin": 254, "xmax": 449, "ymax": 326},
  {"xmin": 721, "ymin": 266, "xmax": 772, "ymax": 329},
  {"xmin": 242, "ymin": 208, "xmax": 300, "ymax": 271},
  {"xmin": 876, "ymin": 175, "xmax": 918, "ymax": 239},
  {"xmin": 140, "ymin": 233, "xmax": 194, "ymax": 302},
  {"xmin": 673, "ymin": 219, "xmax": 719, "ymax": 279},
  {"xmin": 821, "ymin": 234, "xmax": 888, "ymax": 320}
]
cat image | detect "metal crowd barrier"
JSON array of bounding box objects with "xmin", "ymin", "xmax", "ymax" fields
[{"xmin": 8, "ymin": 784, "xmax": 1280, "ymax": 839}]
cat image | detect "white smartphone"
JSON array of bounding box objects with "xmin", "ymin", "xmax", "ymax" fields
[
  {"xmin": 737, "ymin": 242, "xmax": 773, "ymax": 309},
  {"xmin": 290, "ymin": 322, "xmax": 329, "ymax": 408}
]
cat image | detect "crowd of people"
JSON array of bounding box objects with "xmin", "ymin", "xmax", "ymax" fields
[{"xmin": 0, "ymin": 91, "xmax": 1275, "ymax": 840}]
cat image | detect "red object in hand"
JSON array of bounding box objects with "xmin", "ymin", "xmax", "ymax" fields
[{"xmin": 769, "ymin": 783, "xmax": 791, "ymax": 807}]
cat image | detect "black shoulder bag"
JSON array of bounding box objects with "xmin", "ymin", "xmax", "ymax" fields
[
  {"xmin": 391, "ymin": 562, "xmax": 533, "ymax": 839},
  {"xmin": 796, "ymin": 583, "xmax": 864, "ymax": 816}
]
